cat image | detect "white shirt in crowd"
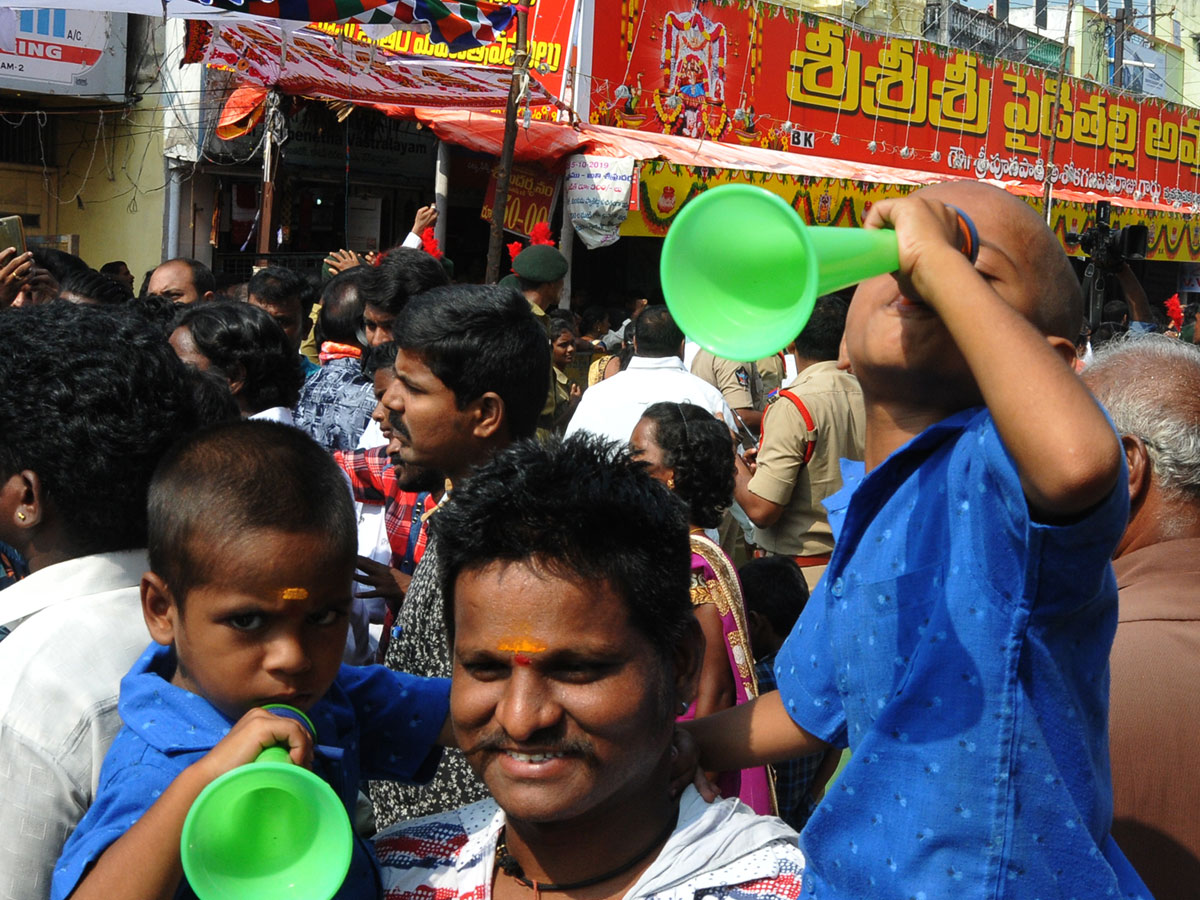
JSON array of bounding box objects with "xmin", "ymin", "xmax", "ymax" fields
[
  {"xmin": 0, "ymin": 550, "xmax": 150, "ymax": 900},
  {"xmin": 564, "ymin": 354, "xmax": 736, "ymax": 445}
]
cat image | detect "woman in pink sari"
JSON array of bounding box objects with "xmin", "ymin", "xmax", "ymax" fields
[{"xmin": 630, "ymin": 401, "xmax": 775, "ymax": 816}]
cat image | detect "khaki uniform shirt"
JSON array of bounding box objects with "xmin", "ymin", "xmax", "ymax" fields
[
  {"xmin": 529, "ymin": 298, "xmax": 559, "ymax": 440},
  {"xmin": 690, "ymin": 350, "xmax": 763, "ymax": 413},
  {"xmin": 757, "ymin": 353, "xmax": 787, "ymax": 397},
  {"xmin": 748, "ymin": 360, "xmax": 865, "ymax": 560}
]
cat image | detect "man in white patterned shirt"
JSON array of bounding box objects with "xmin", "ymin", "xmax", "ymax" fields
[
  {"xmin": 374, "ymin": 437, "xmax": 804, "ymax": 900},
  {"xmin": 0, "ymin": 303, "xmax": 209, "ymax": 899}
]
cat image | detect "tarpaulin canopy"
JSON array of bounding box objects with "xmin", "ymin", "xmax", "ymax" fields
[
  {"xmin": 379, "ymin": 107, "xmax": 961, "ymax": 184},
  {"xmin": 207, "ymin": 21, "xmax": 557, "ymax": 135},
  {"xmin": 11, "ymin": 0, "xmax": 514, "ymax": 50}
]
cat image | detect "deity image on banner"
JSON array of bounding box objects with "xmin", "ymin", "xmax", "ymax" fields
[{"xmin": 658, "ymin": 10, "xmax": 726, "ymax": 139}]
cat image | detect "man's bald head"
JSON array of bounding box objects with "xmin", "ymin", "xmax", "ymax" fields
[
  {"xmin": 1085, "ymin": 334, "xmax": 1200, "ymax": 503},
  {"xmin": 916, "ymin": 181, "xmax": 1081, "ymax": 341}
]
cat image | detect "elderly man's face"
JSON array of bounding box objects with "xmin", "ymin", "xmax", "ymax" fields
[{"xmin": 451, "ymin": 559, "xmax": 680, "ymax": 824}]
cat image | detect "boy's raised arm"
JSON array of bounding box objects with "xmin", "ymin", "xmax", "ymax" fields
[
  {"xmin": 865, "ymin": 196, "xmax": 1121, "ymax": 520},
  {"xmin": 682, "ymin": 691, "xmax": 829, "ymax": 772},
  {"xmin": 62, "ymin": 711, "xmax": 313, "ymax": 900}
]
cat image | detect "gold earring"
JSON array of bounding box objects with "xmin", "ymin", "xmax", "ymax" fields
[
  {"xmin": 667, "ymin": 478, "xmax": 675, "ymax": 490},
  {"xmin": 17, "ymin": 512, "xmax": 26, "ymax": 520}
]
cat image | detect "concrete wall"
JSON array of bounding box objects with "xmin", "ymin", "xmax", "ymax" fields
[{"xmin": 54, "ymin": 105, "xmax": 165, "ymax": 286}]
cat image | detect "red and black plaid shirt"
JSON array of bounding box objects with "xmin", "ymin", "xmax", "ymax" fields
[{"xmin": 334, "ymin": 446, "xmax": 432, "ymax": 573}]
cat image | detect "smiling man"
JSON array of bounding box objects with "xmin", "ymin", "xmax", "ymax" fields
[{"xmin": 374, "ymin": 435, "xmax": 804, "ymax": 900}]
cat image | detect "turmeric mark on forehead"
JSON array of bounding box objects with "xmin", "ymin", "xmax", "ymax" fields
[
  {"xmin": 497, "ymin": 637, "xmax": 547, "ymax": 656},
  {"xmin": 279, "ymin": 587, "xmax": 309, "ymax": 601}
]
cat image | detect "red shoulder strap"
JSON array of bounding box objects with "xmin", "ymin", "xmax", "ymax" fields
[{"xmin": 761, "ymin": 389, "xmax": 816, "ymax": 464}]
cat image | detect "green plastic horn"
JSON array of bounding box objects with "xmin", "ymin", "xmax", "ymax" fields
[
  {"xmin": 180, "ymin": 706, "xmax": 353, "ymax": 900},
  {"xmin": 660, "ymin": 184, "xmax": 900, "ymax": 361}
]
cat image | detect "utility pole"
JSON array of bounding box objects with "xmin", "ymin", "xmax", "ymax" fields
[
  {"xmin": 1042, "ymin": 0, "xmax": 1075, "ymax": 223},
  {"xmin": 1113, "ymin": 8, "xmax": 1126, "ymax": 88},
  {"xmin": 485, "ymin": 0, "xmax": 531, "ymax": 284},
  {"xmin": 256, "ymin": 90, "xmax": 284, "ymax": 266},
  {"xmin": 938, "ymin": 0, "xmax": 951, "ymax": 45}
]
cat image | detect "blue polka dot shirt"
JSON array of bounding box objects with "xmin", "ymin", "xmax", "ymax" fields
[{"xmin": 776, "ymin": 407, "xmax": 1151, "ymax": 898}]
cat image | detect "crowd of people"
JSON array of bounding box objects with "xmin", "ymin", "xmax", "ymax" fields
[{"xmin": 0, "ymin": 182, "xmax": 1194, "ymax": 900}]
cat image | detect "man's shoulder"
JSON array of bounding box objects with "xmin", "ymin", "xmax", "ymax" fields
[
  {"xmin": 376, "ymin": 799, "xmax": 501, "ymax": 894},
  {"xmin": 0, "ymin": 582, "xmax": 147, "ymax": 745}
]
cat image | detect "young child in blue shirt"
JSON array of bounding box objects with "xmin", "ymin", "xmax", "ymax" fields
[
  {"xmin": 688, "ymin": 183, "xmax": 1152, "ymax": 898},
  {"xmin": 52, "ymin": 420, "xmax": 452, "ymax": 900}
]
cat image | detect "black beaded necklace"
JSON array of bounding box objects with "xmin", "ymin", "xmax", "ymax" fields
[{"xmin": 494, "ymin": 812, "xmax": 678, "ymax": 898}]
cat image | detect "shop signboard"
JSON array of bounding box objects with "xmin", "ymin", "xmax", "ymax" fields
[
  {"xmin": 588, "ymin": 0, "xmax": 1200, "ymax": 210},
  {"xmin": 0, "ymin": 8, "xmax": 125, "ymax": 101},
  {"xmin": 480, "ymin": 163, "xmax": 561, "ymax": 237}
]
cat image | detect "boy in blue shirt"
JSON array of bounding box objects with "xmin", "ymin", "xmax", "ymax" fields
[
  {"xmin": 52, "ymin": 420, "xmax": 451, "ymax": 900},
  {"xmin": 688, "ymin": 183, "xmax": 1152, "ymax": 898}
]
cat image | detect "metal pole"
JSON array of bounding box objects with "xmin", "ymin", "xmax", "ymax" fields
[
  {"xmin": 485, "ymin": 0, "xmax": 531, "ymax": 283},
  {"xmin": 1042, "ymin": 0, "xmax": 1075, "ymax": 224},
  {"xmin": 1113, "ymin": 9, "xmax": 1126, "ymax": 88},
  {"xmin": 434, "ymin": 140, "xmax": 450, "ymax": 248},
  {"xmin": 938, "ymin": 0, "xmax": 950, "ymax": 45},
  {"xmin": 166, "ymin": 162, "xmax": 182, "ymax": 260},
  {"xmin": 559, "ymin": 176, "xmax": 573, "ymax": 310}
]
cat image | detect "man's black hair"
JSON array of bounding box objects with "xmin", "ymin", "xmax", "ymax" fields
[
  {"xmin": 160, "ymin": 257, "xmax": 216, "ymax": 298},
  {"xmin": 361, "ymin": 340, "xmax": 399, "ymax": 378},
  {"xmin": 99, "ymin": 260, "xmax": 128, "ymax": 276},
  {"xmin": 316, "ymin": 268, "xmax": 369, "ymax": 346},
  {"xmin": 433, "ymin": 434, "xmax": 693, "ymax": 657},
  {"xmin": 175, "ymin": 301, "xmax": 304, "ymax": 412},
  {"xmin": 362, "ymin": 248, "xmax": 449, "ymax": 315},
  {"xmin": 792, "ymin": 295, "xmax": 849, "ymax": 361},
  {"xmin": 639, "ymin": 401, "xmax": 734, "ymax": 529},
  {"xmin": 737, "ymin": 556, "xmax": 809, "ymax": 637},
  {"xmin": 59, "ymin": 268, "xmax": 133, "ymax": 306},
  {"xmin": 633, "ymin": 305, "xmax": 684, "ymax": 358},
  {"xmin": 394, "ymin": 284, "xmax": 550, "ymax": 440},
  {"xmin": 0, "ymin": 301, "xmax": 205, "ymax": 556},
  {"xmin": 247, "ymin": 265, "xmax": 319, "ymax": 320},
  {"xmin": 32, "ymin": 248, "xmax": 88, "ymax": 282},
  {"xmin": 148, "ymin": 420, "xmax": 356, "ymax": 602},
  {"xmin": 1101, "ymin": 299, "xmax": 1130, "ymax": 325}
]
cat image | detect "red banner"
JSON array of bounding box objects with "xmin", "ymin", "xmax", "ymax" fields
[{"xmin": 588, "ymin": 1, "xmax": 1200, "ymax": 209}]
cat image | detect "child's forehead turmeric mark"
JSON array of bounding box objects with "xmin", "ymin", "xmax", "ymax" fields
[
  {"xmin": 497, "ymin": 637, "xmax": 547, "ymax": 654},
  {"xmin": 279, "ymin": 587, "xmax": 309, "ymax": 601}
]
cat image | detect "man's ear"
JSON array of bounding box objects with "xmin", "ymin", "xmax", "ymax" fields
[
  {"xmin": 3, "ymin": 469, "xmax": 44, "ymax": 530},
  {"xmin": 226, "ymin": 361, "xmax": 248, "ymax": 397},
  {"xmin": 672, "ymin": 616, "xmax": 706, "ymax": 709},
  {"xmin": 141, "ymin": 572, "xmax": 180, "ymax": 647},
  {"xmin": 200, "ymin": 290, "xmax": 215, "ymax": 303},
  {"xmin": 471, "ymin": 391, "xmax": 505, "ymax": 440},
  {"xmin": 1123, "ymin": 433, "xmax": 1151, "ymax": 506},
  {"xmin": 836, "ymin": 335, "xmax": 852, "ymax": 373},
  {"xmin": 1047, "ymin": 335, "xmax": 1079, "ymax": 368}
]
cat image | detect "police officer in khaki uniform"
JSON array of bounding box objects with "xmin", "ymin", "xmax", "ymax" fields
[
  {"xmin": 733, "ymin": 296, "xmax": 865, "ymax": 590},
  {"xmin": 511, "ymin": 244, "xmax": 569, "ymax": 440},
  {"xmin": 691, "ymin": 349, "xmax": 765, "ymax": 435}
]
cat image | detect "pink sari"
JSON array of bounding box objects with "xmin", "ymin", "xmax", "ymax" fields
[{"xmin": 680, "ymin": 533, "xmax": 776, "ymax": 816}]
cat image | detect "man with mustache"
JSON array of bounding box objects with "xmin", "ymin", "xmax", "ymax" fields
[
  {"xmin": 371, "ymin": 284, "xmax": 551, "ymax": 826},
  {"xmin": 334, "ymin": 341, "xmax": 445, "ymax": 664},
  {"xmin": 374, "ymin": 436, "xmax": 805, "ymax": 900}
]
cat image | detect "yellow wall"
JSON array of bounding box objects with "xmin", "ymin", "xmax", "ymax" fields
[{"xmin": 55, "ymin": 103, "xmax": 165, "ymax": 287}]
